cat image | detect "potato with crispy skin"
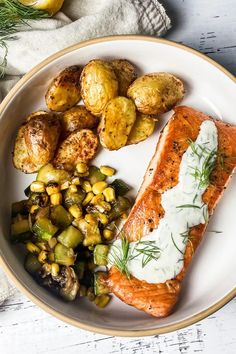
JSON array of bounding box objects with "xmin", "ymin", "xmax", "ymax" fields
[
  {"xmin": 127, "ymin": 72, "xmax": 185, "ymax": 115},
  {"xmin": 45, "ymin": 66, "xmax": 82, "ymax": 112},
  {"xmin": 53, "ymin": 129, "xmax": 98, "ymax": 171},
  {"xmin": 111, "ymin": 59, "xmax": 137, "ymax": 96},
  {"xmin": 13, "ymin": 113, "xmax": 61, "ymax": 173},
  {"xmin": 98, "ymin": 97, "xmax": 136, "ymax": 150},
  {"xmin": 80, "ymin": 60, "xmax": 118, "ymax": 116},
  {"xmin": 127, "ymin": 112, "xmax": 156, "ymax": 145},
  {"xmin": 61, "ymin": 106, "xmax": 99, "ymax": 138}
]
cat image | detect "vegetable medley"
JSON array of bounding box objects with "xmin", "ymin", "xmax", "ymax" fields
[{"xmin": 11, "ymin": 162, "xmax": 131, "ymax": 308}]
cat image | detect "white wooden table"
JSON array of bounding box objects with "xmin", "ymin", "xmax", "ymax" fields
[{"xmin": 1, "ymin": 1, "xmax": 236, "ymax": 353}]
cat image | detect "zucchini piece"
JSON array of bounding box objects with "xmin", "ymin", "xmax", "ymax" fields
[
  {"xmin": 37, "ymin": 163, "xmax": 71, "ymax": 184},
  {"xmin": 94, "ymin": 244, "xmax": 109, "ymax": 266},
  {"xmin": 11, "ymin": 219, "xmax": 30, "ymax": 236},
  {"xmin": 73, "ymin": 261, "xmax": 85, "ymax": 280},
  {"xmin": 32, "ymin": 217, "xmax": 58, "ymax": 241},
  {"xmin": 54, "ymin": 243, "xmax": 75, "ymax": 266},
  {"xmin": 108, "ymin": 196, "xmax": 131, "ymax": 221},
  {"xmin": 24, "ymin": 185, "xmax": 31, "ymax": 197},
  {"xmin": 77, "ymin": 219, "xmax": 102, "ymax": 246},
  {"xmin": 35, "ymin": 206, "xmax": 50, "ymax": 220},
  {"xmin": 30, "ymin": 192, "xmax": 49, "ymax": 207},
  {"xmin": 88, "ymin": 166, "xmax": 106, "ymax": 185},
  {"xmin": 51, "ymin": 205, "xmax": 73, "ymax": 228},
  {"xmin": 24, "ymin": 253, "xmax": 42, "ymax": 275},
  {"xmin": 110, "ymin": 179, "xmax": 130, "ymax": 196},
  {"xmin": 94, "ymin": 272, "xmax": 110, "ymax": 295},
  {"xmin": 64, "ymin": 188, "xmax": 85, "ymax": 208},
  {"xmin": 57, "ymin": 225, "xmax": 83, "ymax": 248},
  {"xmin": 94, "ymin": 294, "xmax": 111, "ymax": 308},
  {"xmin": 11, "ymin": 200, "xmax": 28, "ymax": 216},
  {"xmin": 11, "ymin": 231, "xmax": 32, "ymax": 243}
]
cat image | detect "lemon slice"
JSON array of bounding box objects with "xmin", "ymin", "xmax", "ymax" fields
[{"xmin": 19, "ymin": 0, "xmax": 65, "ymax": 15}]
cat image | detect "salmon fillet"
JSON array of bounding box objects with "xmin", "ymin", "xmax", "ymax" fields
[{"xmin": 105, "ymin": 106, "xmax": 236, "ymax": 317}]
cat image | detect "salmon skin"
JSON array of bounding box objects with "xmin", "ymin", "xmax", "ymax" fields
[{"xmin": 105, "ymin": 106, "xmax": 236, "ymax": 318}]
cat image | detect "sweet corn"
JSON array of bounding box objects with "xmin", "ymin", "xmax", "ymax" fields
[
  {"xmin": 100, "ymin": 166, "xmax": 115, "ymax": 177},
  {"xmin": 98, "ymin": 213, "xmax": 108, "ymax": 225},
  {"xmin": 69, "ymin": 204, "xmax": 83, "ymax": 219},
  {"xmin": 122, "ymin": 212, "xmax": 128, "ymax": 219},
  {"xmin": 48, "ymin": 252, "xmax": 55, "ymax": 262},
  {"xmin": 103, "ymin": 187, "xmax": 116, "ymax": 202},
  {"xmin": 91, "ymin": 193, "xmax": 104, "ymax": 205},
  {"xmin": 71, "ymin": 177, "xmax": 80, "ymax": 185},
  {"xmin": 38, "ymin": 250, "xmax": 48, "ymax": 263},
  {"xmin": 30, "ymin": 181, "xmax": 45, "ymax": 193},
  {"xmin": 48, "ymin": 237, "xmax": 57, "ymax": 249},
  {"xmin": 51, "ymin": 263, "xmax": 60, "ymax": 276},
  {"xmin": 94, "ymin": 294, "xmax": 111, "ymax": 308},
  {"xmin": 26, "ymin": 242, "xmax": 40, "ymax": 254},
  {"xmin": 76, "ymin": 162, "xmax": 88, "ymax": 174},
  {"xmin": 82, "ymin": 192, "xmax": 94, "ymax": 205},
  {"xmin": 42, "ymin": 263, "xmax": 52, "ymax": 274},
  {"xmin": 50, "ymin": 192, "xmax": 62, "ymax": 205},
  {"xmin": 82, "ymin": 180, "xmax": 92, "ymax": 193},
  {"xmin": 30, "ymin": 205, "xmax": 40, "ymax": 214},
  {"xmin": 46, "ymin": 182, "xmax": 60, "ymax": 195},
  {"xmin": 92, "ymin": 181, "xmax": 108, "ymax": 195},
  {"xmin": 60, "ymin": 181, "xmax": 70, "ymax": 190},
  {"xmin": 95, "ymin": 201, "xmax": 111, "ymax": 213},
  {"xmin": 69, "ymin": 184, "xmax": 78, "ymax": 193},
  {"xmin": 85, "ymin": 214, "xmax": 97, "ymax": 224},
  {"xmin": 36, "ymin": 242, "xmax": 48, "ymax": 250},
  {"xmin": 103, "ymin": 229, "xmax": 114, "ymax": 240}
]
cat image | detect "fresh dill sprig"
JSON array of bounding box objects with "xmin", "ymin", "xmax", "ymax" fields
[
  {"xmin": 171, "ymin": 232, "xmax": 184, "ymax": 255},
  {"xmin": 176, "ymin": 204, "xmax": 202, "ymax": 209},
  {"xmin": 0, "ymin": 0, "xmax": 49, "ymax": 77},
  {"xmin": 207, "ymin": 230, "xmax": 223, "ymax": 234},
  {"xmin": 108, "ymin": 236, "xmax": 131, "ymax": 278},
  {"xmin": 130, "ymin": 240, "xmax": 161, "ymax": 268}
]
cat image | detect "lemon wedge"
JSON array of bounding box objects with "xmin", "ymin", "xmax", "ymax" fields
[{"xmin": 19, "ymin": 0, "xmax": 65, "ymax": 15}]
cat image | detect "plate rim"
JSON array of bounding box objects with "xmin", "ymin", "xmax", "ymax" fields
[{"xmin": 0, "ymin": 34, "xmax": 235, "ymax": 337}]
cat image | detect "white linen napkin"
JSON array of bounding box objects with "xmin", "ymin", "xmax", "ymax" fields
[{"xmin": 0, "ymin": 0, "xmax": 171, "ymax": 304}]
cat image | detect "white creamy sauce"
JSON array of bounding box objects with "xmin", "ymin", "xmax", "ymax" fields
[{"xmin": 108, "ymin": 120, "xmax": 218, "ymax": 283}]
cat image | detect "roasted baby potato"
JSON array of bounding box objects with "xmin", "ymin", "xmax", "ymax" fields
[
  {"xmin": 13, "ymin": 113, "xmax": 61, "ymax": 173},
  {"xmin": 45, "ymin": 66, "xmax": 82, "ymax": 112},
  {"xmin": 61, "ymin": 106, "xmax": 99, "ymax": 138},
  {"xmin": 80, "ymin": 59, "xmax": 118, "ymax": 116},
  {"xmin": 26, "ymin": 110, "xmax": 49, "ymax": 121},
  {"xmin": 98, "ymin": 97, "xmax": 136, "ymax": 150},
  {"xmin": 111, "ymin": 59, "xmax": 137, "ymax": 96},
  {"xmin": 53, "ymin": 129, "xmax": 98, "ymax": 171},
  {"xmin": 127, "ymin": 72, "xmax": 185, "ymax": 115},
  {"xmin": 127, "ymin": 112, "xmax": 156, "ymax": 145}
]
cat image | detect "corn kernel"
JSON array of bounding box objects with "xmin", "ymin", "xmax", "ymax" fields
[
  {"xmin": 82, "ymin": 180, "xmax": 92, "ymax": 193},
  {"xmin": 122, "ymin": 212, "xmax": 128, "ymax": 219},
  {"xmin": 30, "ymin": 205, "xmax": 40, "ymax": 214},
  {"xmin": 103, "ymin": 187, "xmax": 116, "ymax": 202},
  {"xmin": 51, "ymin": 263, "xmax": 60, "ymax": 276},
  {"xmin": 100, "ymin": 166, "xmax": 115, "ymax": 177},
  {"xmin": 98, "ymin": 213, "xmax": 108, "ymax": 225},
  {"xmin": 92, "ymin": 181, "xmax": 108, "ymax": 195},
  {"xmin": 91, "ymin": 193, "xmax": 104, "ymax": 205},
  {"xmin": 69, "ymin": 204, "xmax": 83, "ymax": 219},
  {"xmin": 103, "ymin": 229, "xmax": 114, "ymax": 240},
  {"xmin": 69, "ymin": 184, "xmax": 78, "ymax": 193},
  {"xmin": 60, "ymin": 181, "xmax": 70, "ymax": 190},
  {"xmin": 36, "ymin": 242, "xmax": 48, "ymax": 250},
  {"xmin": 71, "ymin": 177, "xmax": 80, "ymax": 185},
  {"xmin": 42, "ymin": 263, "xmax": 52, "ymax": 274},
  {"xmin": 95, "ymin": 201, "xmax": 111, "ymax": 213},
  {"xmin": 76, "ymin": 162, "xmax": 88, "ymax": 174},
  {"xmin": 46, "ymin": 182, "xmax": 60, "ymax": 195},
  {"xmin": 50, "ymin": 192, "xmax": 62, "ymax": 206},
  {"xmin": 38, "ymin": 251, "xmax": 48, "ymax": 263},
  {"xmin": 85, "ymin": 214, "xmax": 97, "ymax": 224},
  {"xmin": 30, "ymin": 181, "xmax": 45, "ymax": 193},
  {"xmin": 48, "ymin": 237, "xmax": 57, "ymax": 249},
  {"xmin": 26, "ymin": 242, "xmax": 40, "ymax": 254},
  {"xmin": 82, "ymin": 192, "xmax": 94, "ymax": 206},
  {"xmin": 48, "ymin": 252, "xmax": 55, "ymax": 262}
]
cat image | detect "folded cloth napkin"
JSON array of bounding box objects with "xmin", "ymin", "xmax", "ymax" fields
[{"xmin": 0, "ymin": 0, "xmax": 171, "ymax": 304}]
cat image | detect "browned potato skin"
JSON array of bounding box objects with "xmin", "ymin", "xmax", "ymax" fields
[
  {"xmin": 53, "ymin": 129, "xmax": 98, "ymax": 171},
  {"xmin": 26, "ymin": 110, "xmax": 49, "ymax": 122},
  {"xmin": 80, "ymin": 60, "xmax": 118, "ymax": 117},
  {"xmin": 24, "ymin": 114, "xmax": 61, "ymax": 169},
  {"xmin": 111, "ymin": 59, "xmax": 137, "ymax": 96},
  {"xmin": 61, "ymin": 106, "xmax": 99, "ymax": 138},
  {"xmin": 126, "ymin": 112, "xmax": 156, "ymax": 145},
  {"xmin": 127, "ymin": 72, "xmax": 185, "ymax": 115},
  {"xmin": 98, "ymin": 96, "xmax": 136, "ymax": 151},
  {"xmin": 45, "ymin": 66, "xmax": 82, "ymax": 112}
]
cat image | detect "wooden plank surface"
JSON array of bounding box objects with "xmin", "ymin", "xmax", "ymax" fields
[{"xmin": 0, "ymin": 1, "xmax": 236, "ymax": 353}]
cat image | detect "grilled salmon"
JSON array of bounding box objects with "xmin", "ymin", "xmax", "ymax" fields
[{"xmin": 105, "ymin": 106, "xmax": 236, "ymax": 317}]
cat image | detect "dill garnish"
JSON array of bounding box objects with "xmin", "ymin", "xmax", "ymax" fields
[
  {"xmin": 176, "ymin": 204, "xmax": 202, "ymax": 209},
  {"xmin": 0, "ymin": 0, "xmax": 49, "ymax": 77},
  {"xmin": 108, "ymin": 235, "xmax": 131, "ymax": 278},
  {"xmin": 130, "ymin": 240, "xmax": 161, "ymax": 268},
  {"xmin": 171, "ymin": 232, "xmax": 184, "ymax": 255}
]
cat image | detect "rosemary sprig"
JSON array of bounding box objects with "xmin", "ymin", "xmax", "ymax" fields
[{"xmin": 0, "ymin": 0, "xmax": 49, "ymax": 77}]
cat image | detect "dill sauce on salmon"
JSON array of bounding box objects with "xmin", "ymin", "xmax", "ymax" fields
[{"xmin": 108, "ymin": 120, "xmax": 218, "ymax": 283}]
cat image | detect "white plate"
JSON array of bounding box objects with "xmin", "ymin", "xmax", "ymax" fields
[{"xmin": 0, "ymin": 36, "xmax": 235, "ymax": 336}]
